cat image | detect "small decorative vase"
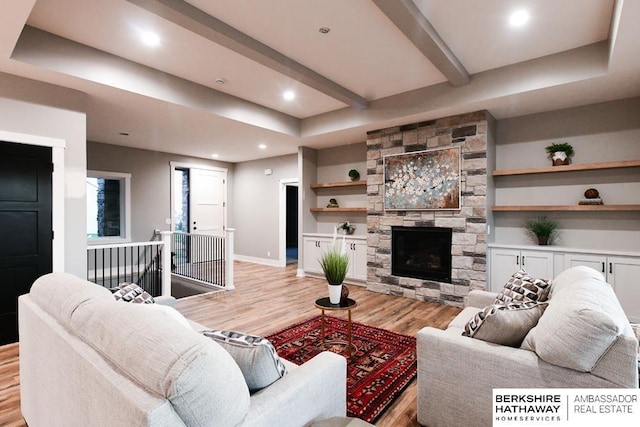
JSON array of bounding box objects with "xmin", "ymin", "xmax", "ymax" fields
[
  {"xmin": 551, "ymin": 151, "xmax": 569, "ymax": 166},
  {"xmin": 328, "ymin": 283, "xmax": 342, "ymax": 304}
]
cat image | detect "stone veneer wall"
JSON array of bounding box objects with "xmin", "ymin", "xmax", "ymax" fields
[{"xmin": 366, "ymin": 110, "xmax": 491, "ymax": 307}]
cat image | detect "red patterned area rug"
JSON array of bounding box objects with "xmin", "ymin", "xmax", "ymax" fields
[{"xmin": 266, "ymin": 315, "xmax": 416, "ymax": 423}]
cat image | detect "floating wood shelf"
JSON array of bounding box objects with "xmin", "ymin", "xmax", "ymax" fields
[
  {"xmin": 310, "ymin": 181, "xmax": 367, "ymax": 189},
  {"xmin": 492, "ymin": 160, "xmax": 640, "ymax": 177},
  {"xmin": 310, "ymin": 207, "xmax": 367, "ymax": 213},
  {"xmin": 492, "ymin": 205, "xmax": 640, "ymax": 212}
]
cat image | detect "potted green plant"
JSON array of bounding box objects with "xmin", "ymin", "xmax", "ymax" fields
[
  {"xmin": 319, "ymin": 242, "xmax": 349, "ymax": 304},
  {"xmin": 348, "ymin": 169, "xmax": 360, "ymax": 181},
  {"xmin": 337, "ymin": 221, "xmax": 356, "ymax": 235},
  {"xmin": 545, "ymin": 142, "xmax": 574, "ymax": 166},
  {"xmin": 525, "ymin": 216, "xmax": 559, "ymax": 245}
]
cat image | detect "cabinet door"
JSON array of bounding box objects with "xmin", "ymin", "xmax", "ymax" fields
[
  {"xmin": 303, "ymin": 238, "xmax": 331, "ymax": 275},
  {"xmin": 564, "ymin": 253, "xmax": 606, "ymax": 279},
  {"xmin": 520, "ymin": 251, "xmax": 554, "ymax": 281},
  {"xmin": 489, "ymin": 249, "xmax": 520, "ymax": 292},
  {"xmin": 608, "ymin": 257, "xmax": 640, "ymax": 323},
  {"xmin": 346, "ymin": 240, "xmax": 367, "ymax": 282}
]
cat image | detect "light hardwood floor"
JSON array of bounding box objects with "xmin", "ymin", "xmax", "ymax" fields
[{"xmin": 0, "ymin": 261, "xmax": 460, "ymax": 426}]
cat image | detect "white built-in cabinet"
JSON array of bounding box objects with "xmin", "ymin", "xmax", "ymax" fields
[
  {"xmin": 489, "ymin": 248, "xmax": 554, "ymax": 292},
  {"xmin": 302, "ymin": 234, "xmax": 367, "ymax": 283},
  {"xmin": 489, "ymin": 244, "xmax": 640, "ymax": 322}
]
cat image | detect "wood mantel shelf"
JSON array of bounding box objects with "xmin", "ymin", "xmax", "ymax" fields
[
  {"xmin": 310, "ymin": 207, "xmax": 367, "ymax": 212},
  {"xmin": 492, "ymin": 160, "xmax": 640, "ymax": 177},
  {"xmin": 492, "ymin": 204, "xmax": 640, "ymax": 212},
  {"xmin": 310, "ymin": 181, "xmax": 367, "ymax": 189}
]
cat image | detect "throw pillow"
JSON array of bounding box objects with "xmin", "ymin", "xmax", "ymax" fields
[
  {"xmin": 463, "ymin": 301, "xmax": 548, "ymax": 347},
  {"xmin": 111, "ymin": 282, "xmax": 155, "ymax": 304},
  {"xmin": 202, "ymin": 330, "xmax": 287, "ymax": 392},
  {"xmin": 494, "ymin": 269, "xmax": 552, "ymax": 304}
]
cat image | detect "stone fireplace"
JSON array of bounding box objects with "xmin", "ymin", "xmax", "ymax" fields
[{"xmin": 366, "ymin": 111, "xmax": 493, "ymax": 307}]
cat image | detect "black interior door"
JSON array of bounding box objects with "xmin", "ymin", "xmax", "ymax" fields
[{"xmin": 0, "ymin": 141, "xmax": 52, "ymax": 345}]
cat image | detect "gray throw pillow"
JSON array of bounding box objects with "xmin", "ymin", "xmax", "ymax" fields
[
  {"xmin": 463, "ymin": 301, "xmax": 548, "ymax": 347},
  {"xmin": 202, "ymin": 330, "xmax": 287, "ymax": 392}
]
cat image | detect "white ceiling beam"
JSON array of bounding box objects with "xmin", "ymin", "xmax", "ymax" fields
[
  {"xmin": 372, "ymin": 0, "xmax": 470, "ymax": 87},
  {"xmin": 127, "ymin": 0, "xmax": 370, "ymax": 109}
]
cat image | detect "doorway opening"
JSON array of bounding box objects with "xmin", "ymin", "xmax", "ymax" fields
[{"xmin": 279, "ymin": 178, "xmax": 298, "ymax": 267}]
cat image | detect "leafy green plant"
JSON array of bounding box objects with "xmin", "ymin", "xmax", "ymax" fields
[
  {"xmin": 525, "ymin": 216, "xmax": 559, "ymax": 244},
  {"xmin": 544, "ymin": 142, "xmax": 574, "ymax": 157},
  {"xmin": 337, "ymin": 221, "xmax": 356, "ymax": 234},
  {"xmin": 319, "ymin": 244, "xmax": 349, "ymax": 285},
  {"xmin": 348, "ymin": 169, "xmax": 360, "ymax": 181}
]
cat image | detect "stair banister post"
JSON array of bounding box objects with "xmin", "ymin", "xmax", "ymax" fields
[
  {"xmin": 160, "ymin": 231, "xmax": 173, "ymax": 297},
  {"xmin": 226, "ymin": 228, "xmax": 235, "ymax": 289}
]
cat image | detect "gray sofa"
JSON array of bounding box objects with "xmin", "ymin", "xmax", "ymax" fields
[
  {"xmin": 417, "ymin": 266, "xmax": 639, "ymax": 427},
  {"xmin": 19, "ymin": 272, "xmax": 347, "ymax": 427}
]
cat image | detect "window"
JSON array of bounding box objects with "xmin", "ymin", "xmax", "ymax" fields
[{"xmin": 87, "ymin": 170, "xmax": 131, "ymax": 244}]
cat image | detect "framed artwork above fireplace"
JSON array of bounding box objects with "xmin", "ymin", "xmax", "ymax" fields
[{"xmin": 383, "ymin": 146, "xmax": 461, "ymax": 210}]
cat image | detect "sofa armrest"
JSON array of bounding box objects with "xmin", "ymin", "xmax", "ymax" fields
[
  {"xmin": 242, "ymin": 351, "xmax": 347, "ymax": 426},
  {"xmin": 154, "ymin": 295, "xmax": 176, "ymax": 307},
  {"xmin": 416, "ymin": 327, "xmax": 622, "ymax": 427},
  {"xmin": 466, "ymin": 290, "xmax": 498, "ymax": 308}
]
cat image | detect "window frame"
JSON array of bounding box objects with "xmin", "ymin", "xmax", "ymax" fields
[{"xmin": 86, "ymin": 170, "xmax": 132, "ymax": 245}]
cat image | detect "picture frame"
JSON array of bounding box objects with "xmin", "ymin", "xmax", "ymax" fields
[{"xmin": 383, "ymin": 146, "xmax": 461, "ymax": 211}]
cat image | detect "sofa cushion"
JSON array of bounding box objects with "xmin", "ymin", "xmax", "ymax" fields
[
  {"xmin": 203, "ymin": 330, "xmax": 287, "ymax": 392},
  {"xmin": 521, "ymin": 271, "xmax": 627, "ymax": 372},
  {"xmin": 112, "ymin": 282, "xmax": 155, "ymax": 304},
  {"xmin": 29, "ymin": 272, "xmax": 114, "ymax": 327},
  {"xmin": 495, "ymin": 269, "xmax": 551, "ymax": 304},
  {"xmin": 463, "ymin": 301, "xmax": 547, "ymax": 347},
  {"xmin": 69, "ymin": 300, "xmax": 251, "ymax": 426}
]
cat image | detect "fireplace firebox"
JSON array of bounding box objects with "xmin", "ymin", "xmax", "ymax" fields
[{"xmin": 391, "ymin": 226, "xmax": 452, "ymax": 283}]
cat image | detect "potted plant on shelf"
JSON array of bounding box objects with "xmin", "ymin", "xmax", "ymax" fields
[
  {"xmin": 337, "ymin": 221, "xmax": 356, "ymax": 235},
  {"xmin": 319, "ymin": 241, "xmax": 350, "ymax": 304},
  {"xmin": 545, "ymin": 142, "xmax": 574, "ymax": 166},
  {"xmin": 525, "ymin": 216, "xmax": 559, "ymax": 245},
  {"xmin": 348, "ymin": 169, "xmax": 360, "ymax": 181}
]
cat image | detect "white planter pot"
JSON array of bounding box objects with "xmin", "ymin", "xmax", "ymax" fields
[{"xmin": 328, "ymin": 284, "xmax": 342, "ymax": 304}]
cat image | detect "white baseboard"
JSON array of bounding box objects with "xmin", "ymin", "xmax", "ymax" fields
[
  {"xmin": 296, "ymin": 268, "xmax": 305, "ymax": 277},
  {"xmin": 234, "ymin": 254, "xmax": 281, "ymax": 267}
]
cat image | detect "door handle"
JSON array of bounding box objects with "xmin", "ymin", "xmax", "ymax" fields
[
  {"xmin": 516, "ymin": 256, "xmax": 519, "ymax": 265},
  {"xmin": 601, "ymin": 262, "xmax": 605, "ymax": 273},
  {"xmin": 609, "ymin": 262, "xmax": 612, "ymax": 275},
  {"xmin": 522, "ymin": 256, "xmax": 525, "ymax": 266}
]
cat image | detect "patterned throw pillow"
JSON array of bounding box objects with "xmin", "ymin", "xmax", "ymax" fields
[
  {"xmin": 203, "ymin": 330, "xmax": 287, "ymax": 392},
  {"xmin": 111, "ymin": 282, "xmax": 155, "ymax": 304},
  {"xmin": 463, "ymin": 301, "xmax": 548, "ymax": 347},
  {"xmin": 494, "ymin": 269, "xmax": 552, "ymax": 304}
]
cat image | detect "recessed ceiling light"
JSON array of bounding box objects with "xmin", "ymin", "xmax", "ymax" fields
[
  {"xmin": 259, "ymin": 144, "xmax": 267, "ymax": 150},
  {"xmin": 211, "ymin": 153, "xmax": 219, "ymax": 158},
  {"xmin": 509, "ymin": 10, "xmax": 529, "ymax": 27},
  {"xmin": 140, "ymin": 30, "xmax": 160, "ymax": 47},
  {"xmin": 319, "ymin": 27, "xmax": 331, "ymax": 34},
  {"xmin": 283, "ymin": 91, "xmax": 295, "ymax": 101},
  {"xmin": 118, "ymin": 132, "xmax": 129, "ymax": 136},
  {"xmin": 215, "ymin": 78, "xmax": 226, "ymax": 84}
]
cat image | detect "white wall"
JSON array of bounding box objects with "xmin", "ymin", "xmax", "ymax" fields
[
  {"xmin": 87, "ymin": 141, "xmax": 234, "ymax": 242},
  {"xmin": 232, "ymin": 154, "xmax": 298, "ymax": 264},
  {"xmin": 0, "ymin": 73, "xmax": 87, "ymax": 277},
  {"xmin": 494, "ymin": 97, "xmax": 640, "ymax": 251}
]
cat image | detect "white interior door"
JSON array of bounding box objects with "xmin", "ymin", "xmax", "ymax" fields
[{"xmin": 190, "ymin": 168, "xmax": 226, "ymax": 237}]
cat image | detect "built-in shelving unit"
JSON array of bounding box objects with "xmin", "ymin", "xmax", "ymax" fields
[
  {"xmin": 310, "ymin": 207, "xmax": 367, "ymax": 213},
  {"xmin": 310, "ymin": 180, "xmax": 367, "ymax": 213},
  {"xmin": 492, "ymin": 205, "xmax": 640, "ymax": 212},
  {"xmin": 492, "ymin": 160, "xmax": 640, "ymax": 177},
  {"xmin": 492, "ymin": 159, "xmax": 640, "ymax": 212},
  {"xmin": 310, "ymin": 180, "xmax": 367, "ymax": 189}
]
